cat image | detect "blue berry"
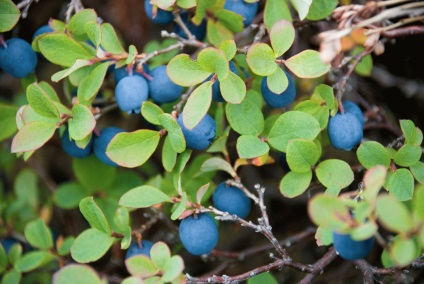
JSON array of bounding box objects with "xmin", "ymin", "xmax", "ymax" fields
[
  {"xmin": 343, "ymin": 101, "xmax": 364, "ymax": 126},
  {"xmin": 179, "ymin": 213, "xmax": 218, "ymax": 256},
  {"xmin": 115, "ymin": 76, "xmax": 149, "ymax": 114},
  {"xmin": 125, "ymin": 240, "xmax": 154, "ymax": 259},
  {"xmin": 177, "ymin": 113, "xmax": 216, "ymax": 151},
  {"xmin": 328, "ymin": 112, "xmax": 363, "ymax": 151},
  {"xmin": 174, "ymin": 12, "xmax": 206, "ymax": 41},
  {"xmin": 93, "ymin": 127, "xmax": 124, "ymax": 166},
  {"xmin": 61, "ymin": 127, "xmax": 93, "ymax": 158},
  {"xmin": 144, "ymin": 0, "xmax": 174, "ymax": 25},
  {"xmin": 212, "ymin": 182, "xmax": 251, "ymax": 218},
  {"xmin": 224, "ymin": 0, "xmax": 259, "ymax": 27},
  {"xmin": 113, "ymin": 64, "xmax": 150, "ymax": 84},
  {"xmin": 261, "ymin": 70, "xmax": 296, "ymax": 108},
  {"xmin": 148, "ymin": 65, "xmax": 183, "ymax": 103},
  {"xmin": 0, "ymin": 38, "xmax": 38, "ymax": 78},
  {"xmin": 333, "ymin": 232, "xmax": 374, "ymax": 261},
  {"xmin": 279, "ymin": 152, "xmax": 290, "ymax": 172}
]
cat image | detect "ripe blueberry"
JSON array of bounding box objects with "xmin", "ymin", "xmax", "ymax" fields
[
  {"xmin": 125, "ymin": 240, "xmax": 154, "ymax": 259},
  {"xmin": 333, "ymin": 232, "xmax": 374, "ymax": 261},
  {"xmin": 115, "ymin": 76, "xmax": 149, "ymax": 114},
  {"xmin": 179, "ymin": 213, "xmax": 218, "ymax": 256},
  {"xmin": 342, "ymin": 100, "xmax": 364, "ymax": 126},
  {"xmin": 93, "ymin": 127, "xmax": 124, "ymax": 166},
  {"xmin": 212, "ymin": 182, "xmax": 251, "ymax": 218},
  {"xmin": 174, "ymin": 12, "xmax": 207, "ymax": 41},
  {"xmin": 61, "ymin": 127, "xmax": 93, "ymax": 158},
  {"xmin": 328, "ymin": 112, "xmax": 363, "ymax": 151},
  {"xmin": 113, "ymin": 64, "xmax": 150, "ymax": 84},
  {"xmin": 261, "ymin": 70, "xmax": 296, "ymax": 108},
  {"xmin": 0, "ymin": 38, "xmax": 38, "ymax": 78},
  {"xmin": 224, "ymin": 0, "xmax": 259, "ymax": 27},
  {"xmin": 148, "ymin": 65, "xmax": 183, "ymax": 103},
  {"xmin": 177, "ymin": 113, "xmax": 216, "ymax": 151},
  {"xmin": 144, "ymin": 0, "xmax": 174, "ymax": 25}
]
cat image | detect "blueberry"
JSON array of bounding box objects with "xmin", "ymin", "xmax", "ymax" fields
[
  {"xmin": 279, "ymin": 152, "xmax": 290, "ymax": 172},
  {"xmin": 332, "ymin": 232, "xmax": 374, "ymax": 261},
  {"xmin": 148, "ymin": 65, "xmax": 183, "ymax": 104},
  {"xmin": 224, "ymin": 0, "xmax": 259, "ymax": 27},
  {"xmin": 61, "ymin": 127, "xmax": 93, "ymax": 158},
  {"xmin": 115, "ymin": 76, "xmax": 149, "ymax": 114},
  {"xmin": 113, "ymin": 64, "xmax": 150, "ymax": 85},
  {"xmin": 93, "ymin": 127, "xmax": 125, "ymax": 166},
  {"xmin": 209, "ymin": 62, "xmax": 238, "ymax": 102},
  {"xmin": 32, "ymin": 25, "xmax": 53, "ymax": 40},
  {"xmin": 0, "ymin": 38, "xmax": 38, "ymax": 78},
  {"xmin": 144, "ymin": 0, "xmax": 174, "ymax": 25},
  {"xmin": 212, "ymin": 182, "xmax": 251, "ymax": 218},
  {"xmin": 0, "ymin": 238, "xmax": 17, "ymax": 254},
  {"xmin": 328, "ymin": 112, "xmax": 363, "ymax": 151},
  {"xmin": 261, "ymin": 70, "xmax": 296, "ymax": 108},
  {"xmin": 177, "ymin": 113, "xmax": 216, "ymax": 151},
  {"xmin": 179, "ymin": 213, "xmax": 218, "ymax": 255},
  {"xmin": 342, "ymin": 100, "xmax": 364, "ymax": 126},
  {"xmin": 174, "ymin": 12, "xmax": 207, "ymax": 41},
  {"xmin": 125, "ymin": 240, "xmax": 154, "ymax": 259}
]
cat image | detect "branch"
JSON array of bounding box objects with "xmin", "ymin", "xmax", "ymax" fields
[
  {"xmin": 17, "ymin": 0, "xmax": 40, "ymax": 18},
  {"xmin": 381, "ymin": 25, "xmax": 424, "ymax": 38},
  {"xmin": 298, "ymin": 248, "xmax": 338, "ymax": 284}
]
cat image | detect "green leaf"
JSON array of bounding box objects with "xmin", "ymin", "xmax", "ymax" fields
[
  {"xmin": 400, "ymin": 120, "xmax": 418, "ymax": 145},
  {"xmin": 51, "ymin": 59, "xmax": 92, "ymax": 82},
  {"xmin": 161, "ymin": 256, "xmax": 184, "ymax": 282},
  {"xmin": 126, "ymin": 45, "xmax": 138, "ymax": 64},
  {"xmin": 410, "ymin": 161, "xmax": 424, "ymax": 184},
  {"xmin": 226, "ymin": 99, "xmax": 264, "ymax": 135},
  {"xmin": 0, "ymin": 0, "xmax": 20, "ymax": 32},
  {"xmin": 177, "ymin": 0, "xmax": 196, "ymax": 8},
  {"xmin": 219, "ymin": 40, "xmax": 237, "ymax": 60},
  {"xmin": 285, "ymin": 50, "xmax": 330, "ymax": 78},
  {"xmin": 162, "ymin": 136, "xmax": 177, "ymax": 172},
  {"xmin": 171, "ymin": 192, "xmax": 187, "ymax": 220},
  {"xmin": 266, "ymin": 66, "xmax": 288, "ymax": 94},
  {"xmin": 79, "ymin": 197, "xmax": 111, "ymax": 234},
  {"xmin": 182, "ymin": 82, "xmax": 212, "ymax": 130},
  {"xmin": 68, "ymin": 104, "xmax": 95, "ymax": 140},
  {"xmin": 267, "ymin": 111, "xmax": 321, "ymax": 152},
  {"xmin": 311, "ymin": 84, "xmax": 337, "ymax": 114},
  {"xmin": 26, "ymin": 83, "xmax": 60, "ymax": 118},
  {"xmin": 357, "ymin": 141, "xmax": 391, "ymax": 169},
  {"xmin": 290, "ymin": 0, "xmax": 312, "ymax": 20},
  {"xmin": 308, "ymin": 194, "xmax": 350, "ymax": 230},
  {"xmin": 350, "ymin": 222, "xmax": 378, "ymax": 241},
  {"xmin": 100, "ymin": 23, "xmax": 125, "ymax": 54},
  {"xmin": 113, "ymin": 207, "xmax": 130, "ymax": 232},
  {"xmin": 71, "ymin": 228, "xmax": 114, "ymax": 263},
  {"xmin": 0, "ymin": 245, "xmax": 7, "ymax": 273},
  {"xmin": 316, "ymin": 159, "xmax": 354, "ymax": 189},
  {"xmin": 385, "ymin": 169, "xmax": 414, "ymax": 201},
  {"xmin": 393, "ymin": 144, "xmax": 422, "ymax": 167},
  {"xmin": 247, "ymin": 273, "xmax": 279, "ymax": 284},
  {"xmin": 121, "ymin": 277, "xmax": 144, "ymax": 284},
  {"xmin": 197, "ymin": 48, "xmax": 229, "ymax": 81},
  {"xmin": 119, "ymin": 185, "xmax": 171, "ymax": 208},
  {"xmin": 106, "ymin": 130, "xmax": 160, "ymax": 168},
  {"xmin": 352, "ymin": 47, "xmax": 373, "ymax": 76},
  {"xmin": 159, "ymin": 114, "xmax": 186, "ymax": 153},
  {"xmin": 8, "ymin": 244, "xmax": 22, "ymax": 266},
  {"xmin": 270, "ymin": 19, "xmax": 295, "ymax": 57},
  {"xmin": 156, "ymin": 0, "xmax": 176, "ymax": 9},
  {"xmin": 77, "ymin": 61, "xmax": 111, "ymax": 104},
  {"xmin": 363, "ymin": 165, "xmax": 387, "ymax": 203},
  {"xmin": 246, "ymin": 43, "xmax": 277, "ymax": 76},
  {"xmin": 85, "ymin": 22, "xmax": 101, "ymax": 49},
  {"xmin": 413, "ymin": 186, "xmax": 424, "ymax": 219},
  {"xmin": 294, "ymin": 100, "xmax": 329, "ymax": 130},
  {"xmin": 220, "ymin": 71, "xmax": 246, "ymax": 104},
  {"xmin": 286, "ymin": 139, "xmax": 319, "ymax": 172},
  {"xmin": 53, "ymin": 264, "xmax": 102, "ymax": 284},
  {"xmin": 11, "ymin": 121, "xmax": 57, "ymax": 153},
  {"xmin": 390, "ymin": 237, "xmax": 417, "ymax": 267},
  {"xmin": 376, "ymin": 194, "xmax": 413, "ymax": 233},
  {"xmin": 68, "ymin": 9, "xmax": 97, "ymax": 40},
  {"xmin": 151, "ymin": 242, "xmax": 171, "ymax": 271},
  {"xmin": 125, "ymin": 255, "xmax": 158, "ymax": 278},
  {"xmin": 280, "ymin": 170, "xmax": 312, "ymax": 198},
  {"xmin": 57, "ymin": 237, "xmax": 75, "ymax": 256},
  {"xmin": 24, "ymin": 219, "xmax": 53, "ymax": 250},
  {"xmin": 215, "ymin": 9, "xmax": 244, "ymax": 33},
  {"xmin": 306, "ymin": 0, "xmax": 338, "ymax": 20},
  {"xmin": 236, "ymin": 135, "xmax": 270, "ymax": 159},
  {"xmin": 1, "ymin": 269, "xmax": 21, "ymax": 284},
  {"xmin": 141, "ymin": 102, "xmax": 164, "ymax": 125},
  {"xmin": 72, "ymin": 156, "xmax": 116, "ymax": 192},
  {"xmin": 264, "ymin": 0, "xmax": 292, "ymax": 28},
  {"xmin": 15, "ymin": 251, "xmax": 56, "ymax": 273},
  {"xmin": 38, "ymin": 34, "xmax": 93, "ymax": 67},
  {"xmin": 0, "ymin": 104, "xmax": 18, "ymax": 142},
  {"xmin": 206, "ymin": 19, "xmax": 233, "ymax": 48},
  {"xmin": 200, "ymin": 157, "xmax": 236, "ymax": 178},
  {"xmin": 167, "ymin": 54, "xmax": 212, "ymax": 86}
]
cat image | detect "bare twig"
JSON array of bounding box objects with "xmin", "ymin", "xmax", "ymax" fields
[
  {"xmin": 17, "ymin": 0, "xmax": 40, "ymax": 18},
  {"xmin": 65, "ymin": 0, "xmax": 84, "ymax": 23}
]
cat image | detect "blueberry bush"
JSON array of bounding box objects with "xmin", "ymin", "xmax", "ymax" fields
[{"xmin": 0, "ymin": 0, "xmax": 424, "ymax": 283}]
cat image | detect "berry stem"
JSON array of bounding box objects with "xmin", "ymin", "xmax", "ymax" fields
[{"xmin": 0, "ymin": 35, "xmax": 7, "ymax": 48}]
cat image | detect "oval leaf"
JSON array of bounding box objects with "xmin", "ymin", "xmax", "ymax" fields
[
  {"xmin": 70, "ymin": 228, "xmax": 114, "ymax": 263},
  {"xmin": 246, "ymin": 43, "xmax": 277, "ymax": 76},
  {"xmin": 236, "ymin": 135, "xmax": 270, "ymax": 159},
  {"xmin": 280, "ymin": 170, "xmax": 312, "ymax": 198},
  {"xmin": 167, "ymin": 54, "xmax": 212, "ymax": 86},
  {"xmin": 182, "ymin": 82, "xmax": 212, "ymax": 130},
  {"xmin": 11, "ymin": 121, "xmax": 57, "ymax": 153},
  {"xmin": 53, "ymin": 264, "xmax": 102, "ymax": 284},
  {"xmin": 285, "ymin": 50, "xmax": 330, "ymax": 78},
  {"xmin": 119, "ymin": 185, "xmax": 171, "ymax": 208},
  {"xmin": 316, "ymin": 159, "xmax": 354, "ymax": 189},
  {"xmin": 270, "ymin": 19, "xmax": 295, "ymax": 57}
]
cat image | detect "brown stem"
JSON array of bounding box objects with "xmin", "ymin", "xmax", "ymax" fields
[{"xmin": 299, "ymin": 248, "xmax": 338, "ymax": 284}]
